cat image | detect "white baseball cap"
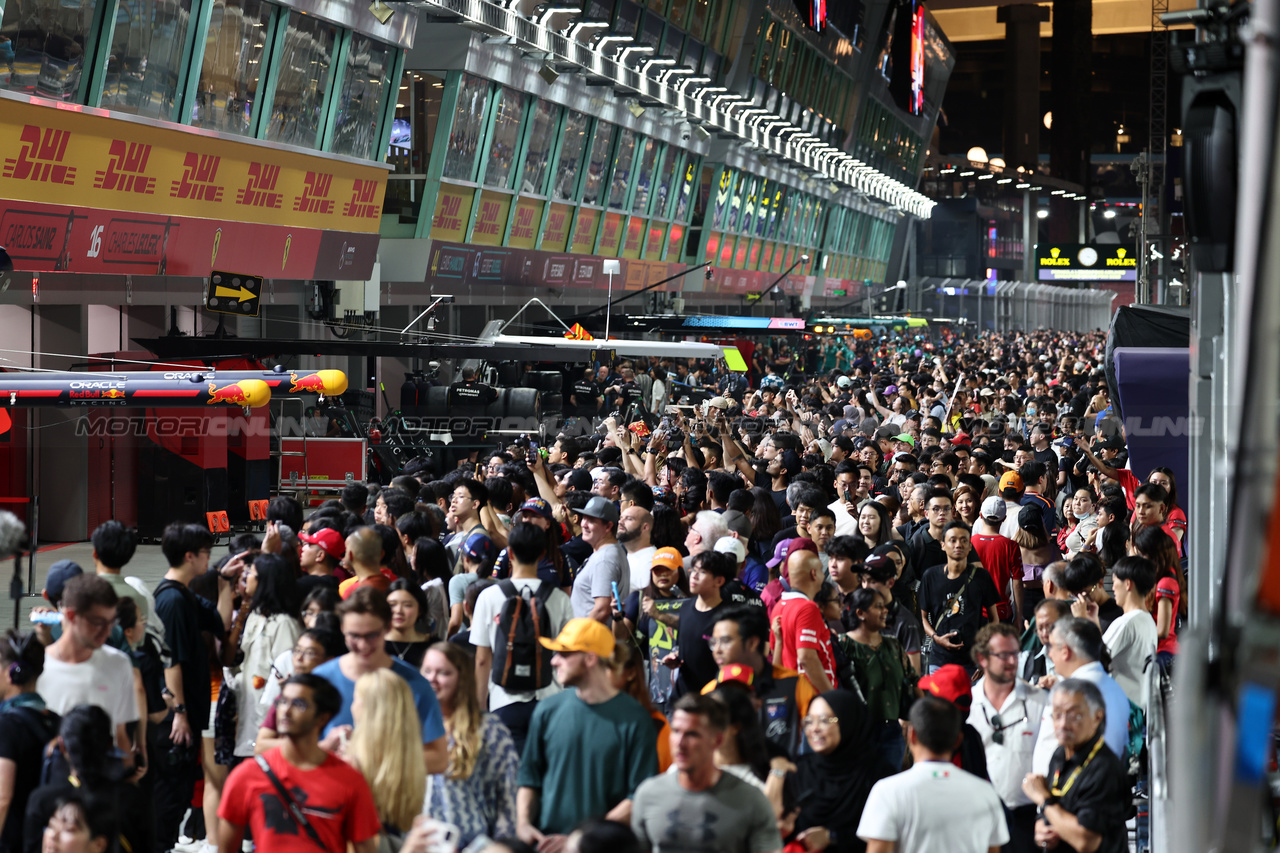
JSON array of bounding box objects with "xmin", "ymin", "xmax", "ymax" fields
[
  {"xmin": 713, "ymin": 536, "xmax": 747, "ymax": 564},
  {"xmin": 981, "ymin": 495, "xmax": 1007, "ymax": 522}
]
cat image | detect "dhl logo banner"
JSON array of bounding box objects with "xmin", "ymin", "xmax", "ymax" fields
[{"xmin": 0, "ymin": 96, "xmax": 388, "ymax": 233}]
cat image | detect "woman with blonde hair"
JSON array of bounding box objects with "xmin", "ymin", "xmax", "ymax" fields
[
  {"xmin": 347, "ymin": 669, "xmax": 427, "ymax": 838},
  {"xmin": 420, "ymin": 642, "xmax": 519, "ymax": 846}
]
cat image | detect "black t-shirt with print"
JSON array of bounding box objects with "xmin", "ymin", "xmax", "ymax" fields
[{"xmin": 918, "ymin": 563, "xmax": 1002, "ymax": 667}]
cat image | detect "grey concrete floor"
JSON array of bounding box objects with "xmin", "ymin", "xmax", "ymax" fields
[{"xmin": 0, "ymin": 543, "xmax": 196, "ymax": 634}]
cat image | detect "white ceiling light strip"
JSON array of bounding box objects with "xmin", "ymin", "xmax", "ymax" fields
[{"xmin": 420, "ymin": 0, "xmax": 936, "ymax": 217}]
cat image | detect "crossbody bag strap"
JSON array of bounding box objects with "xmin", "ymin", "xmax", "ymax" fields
[
  {"xmin": 939, "ymin": 566, "xmax": 980, "ymax": 616},
  {"xmin": 254, "ymin": 755, "xmax": 327, "ymax": 850}
]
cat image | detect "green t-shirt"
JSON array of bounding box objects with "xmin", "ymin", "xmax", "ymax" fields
[
  {"xmin": 847, "ymin": 634, "xmax": 917, "ymax": 724},
  {"xmin": 517, "ymin": 688, "xmax": 659, "ymax": 834}
]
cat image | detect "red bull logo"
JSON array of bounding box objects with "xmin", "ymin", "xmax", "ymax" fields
[
  {"xmin": 206, "ymin": 380, "xmax": 269, "ymax": 408},
  {"xmin": 104, "ymin": 389, "xmax": 125, "ymax": 399},
  {"xmin": 287, "ymin": 370, "xmax": 347, "ymax": 396}
]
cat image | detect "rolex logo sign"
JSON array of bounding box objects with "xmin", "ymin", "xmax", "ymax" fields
[
  {"xmin": 1035, "ymin": 244, "xmax": 1139, "ymax": 282},
  {"xmin": 1107, "ymin": 247, "xmax": 1137, "ymax": 268}
]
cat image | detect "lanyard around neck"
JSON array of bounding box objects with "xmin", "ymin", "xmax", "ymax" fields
[{"xmin": 1050, "ymin": 736, "xmax": 1104, "ymax": 798}]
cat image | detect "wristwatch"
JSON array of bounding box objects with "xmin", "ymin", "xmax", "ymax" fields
[
  {"xmin": 173, "ymin": 704, "xmax": 187, "ymax": 715},
  {"xmin": 769, "ymin": 768, "xmax": 787, "ymax": 779}
]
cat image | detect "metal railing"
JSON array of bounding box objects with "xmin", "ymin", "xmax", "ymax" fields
[
  {"xmin": 909, "ymin": 278, "xmax": 1115, "ymax": 333},
  {"xmin": 1146, "ymin": 655, "xmax": 1171, "ymax": 853}
]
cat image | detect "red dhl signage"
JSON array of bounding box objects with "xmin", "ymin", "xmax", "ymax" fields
[{"xmin": 0, "ymin": 97, "xmax": 386, "ymax": 232}]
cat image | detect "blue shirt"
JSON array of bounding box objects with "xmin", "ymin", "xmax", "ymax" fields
[{"xmin": 312, "ymin": 656, "xmax": 446, "ymax": 743}]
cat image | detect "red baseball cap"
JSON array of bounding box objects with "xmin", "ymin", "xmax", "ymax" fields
[
  {"xmin": 299, "ymin": 528, "xmax": 345, "ymax": 562},
  {"xmin": 918, "ymin": 664, "xmax": 973, "ymax": 709},
  {"xmin": 715, "ymin": 663, "xmax": 755, "ymax": 689}
]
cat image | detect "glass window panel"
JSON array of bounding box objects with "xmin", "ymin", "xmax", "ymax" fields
[
  {"xmin": 613, "ymin": 0, "xmax": 640, "ymax": 37},
  {"xmin": 518, "ymin": 99, "xmax": 558, "ymax": 194},
  {"xmin": 329, "ymin": 35, "xmax": 392, "ymax": 159},
  {"xmin": 552, "ymin": 110, "xmax": 589, "ymax": 200},
  {"xmin": 652, "ymin": 144, "xmax": 677, "ymax": 216},
  {"xmin": 770, "ymin": 26, "xmax": 788, "ymax": 87},
  {"xmin": 707, "ymin": 0, "xmax": 729, "ymax": 53},
  {"xmin": 608, "ymin": 127, "xmax": 637, "ymax": 209},
  {"xmin": 646, "ymin": 0, "xmax": 665, "ymax": 12},
  {"xmin": 385, "ymin": 71, "xmax": 443, "ymax": 224},
  {"xmin": 668, "ymin": 0, "xmax": 690, "ymax": 28},
  {"xmin": 754, "ymin": 18, "xmax": 774, "ymax": 79},
  {"xmin": 662, "ymin": 30, "xmax": 683, "ymax": 62},
  {"xmin": 581, "ymin": 120, "xmax": 615, "ymax": 205},
  {"xmin": 99, "ymin": 0, "xmax": 193, "ymax": 118},
  {"xmin": 441, "ymin": 73, "xmax": 490, "ymax": 181},
  {"xmin": 264, "ymin": 13, "xmax": 336, "ymax": 149},
  {"xmin": 754, "ymin": 178, "xmax": 769, "ymax": 236},
  {"xmin": 721, "ymin": 0, "xmax": 748, "ymax": 60},
  {"xmin": 638, "ymin": 13, "xmax": 663, "ymax": 50},
  {"xmin": 741, "ymin": 176, "xmax": 758, "ymax": 234},
  {"xmin": 482, "ymin": 86, "xmax": 524, "ymax": 188},
  {"xmin": 630, "ymin": 137, "xmax": 659, "ymax": 213},
  {"xmin": 674, "ymin": 155, "xmax": 696, "ymax": 220},
  {"xmin": 0, "ymin": 0, "xmax": 99, "ymax": 99},
  {"xmin": 189, "ymin": 0, "xmax": 271, "ymax": 135},
  {"xmin": 766, "ymin": 184, "xmax": 784, "ymax": 238},
  {"xmin": 682, "ymin": 39, "xmax": 703, "ymax": 72},
  {"xmin": 701, "ymin": 51, "xmax": 720, "ymax": 82},
  {"xmin": 727, "ymin": 172, "xmax": 749, "ymax": 231},
  {"xmin": 687, "ymin": 0, "xmax": 710, "ymax": 40}
]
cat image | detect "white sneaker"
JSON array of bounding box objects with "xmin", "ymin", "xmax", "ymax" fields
[{"xmin": 173, "ymin": 838, "xmax": 204, "ymax": 853}]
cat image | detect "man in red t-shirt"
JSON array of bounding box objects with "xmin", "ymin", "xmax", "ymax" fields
[
  {"xmin": 770, "ymin": 547, "xmax": 835, "ymax": 693},
  {"xmin": 970, "ymin": 496, "xmax": 1024, "ymax": 627},
  {"xmin": 218, "ymin": 674, "xmax": 381, "ymax": 853}
]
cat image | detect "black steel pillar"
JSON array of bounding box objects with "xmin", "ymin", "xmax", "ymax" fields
[
  {"xmin": 1049, "ymin": 0, "xmax": 1092, "ymax": 241},
  {"xmin": 998, "ymin": 4, "xmax": 1051, "ymax": 171}
]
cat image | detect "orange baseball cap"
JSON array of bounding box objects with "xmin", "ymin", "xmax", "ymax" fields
[
  {"xmin": 998, "ymin": 471, "xmax": 1024, "ymax": 494},
  {"xmin": 651, "ymin": 547, "xmax": 683, "ymax": 572}
]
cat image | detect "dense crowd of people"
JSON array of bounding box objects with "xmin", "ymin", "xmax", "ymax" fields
[{"xmin": 0, "ymin": 329, "xmax": 1185, "ymax": 853}]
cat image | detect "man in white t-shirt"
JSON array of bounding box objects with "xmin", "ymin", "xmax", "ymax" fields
[
  {"xmin": 617, "ymin": 506, "xmax": 657, "ymax": 593},
  {"xmin": 37, "ymin": 573, "xmax": 140, "ymax": 768},
  {"xmin": 1101, "ymin": 556, "xmax": 1160, "ymax": 709},
  {"xmin": 859, "ymin": 695, "xmax": 1009, "ymax": 853},
  {"xmin": 473, "ymin": 522, "xmax": 573, "ymax": 754}
]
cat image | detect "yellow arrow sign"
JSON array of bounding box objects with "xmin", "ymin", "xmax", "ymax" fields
[{"xmin": 215, "ymin": 285, "xmax": 256, "ymax": 302}]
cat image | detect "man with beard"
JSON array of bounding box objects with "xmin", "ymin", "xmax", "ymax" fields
[
  {"xmin": 617, "ymin": 506, "xmax": 657, "ymax": 592},
  {"xmin": 968, "ymin": 624, "xmax": 1049, "ymax": 853},
  {"xmin": 517, "ymin": 620, "xmax": 658, "ymax": 843}
]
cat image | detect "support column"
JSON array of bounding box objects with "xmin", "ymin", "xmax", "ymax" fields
[
  {"xmin": 1022, "ymin": 189, "xmax": 1035, "ymax": 282},
  {"xmin": 997, "ymin": 4, "xmax": 1051, "ymax": 171},
  {"xmin": 1049, "ymin": 0, "xmax": 1092, "ymax": 240}
]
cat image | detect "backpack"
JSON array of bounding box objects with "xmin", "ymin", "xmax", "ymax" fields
[{"xmin": 491, "ymin": 580, "xmax": 557, "ymax": 692}]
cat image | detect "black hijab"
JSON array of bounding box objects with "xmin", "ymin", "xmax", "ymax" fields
[{"xmin": 793, "ymin": 690, "xmax": 893, "ymax": 853}]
